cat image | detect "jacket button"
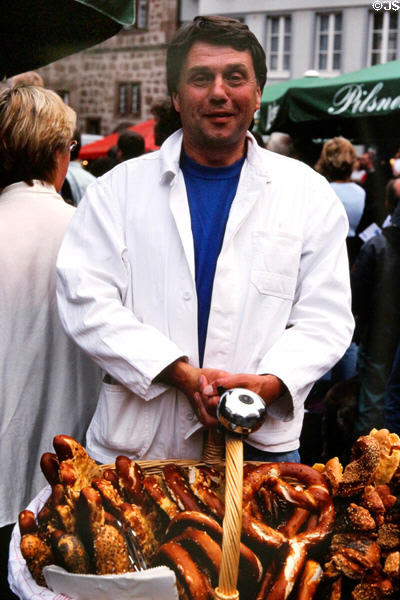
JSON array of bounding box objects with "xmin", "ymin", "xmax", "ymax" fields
[
  {"xmin": 183, "ymin": 292, "xmax": 192, "ymax": 301},
  {"xmin": 186, "ymin": 411, "xmax": 195, "ymax": 421}
]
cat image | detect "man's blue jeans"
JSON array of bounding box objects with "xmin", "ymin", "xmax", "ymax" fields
[{"xmin": 243, "ymin": 443, "xmax": 300, "ymax": 463}]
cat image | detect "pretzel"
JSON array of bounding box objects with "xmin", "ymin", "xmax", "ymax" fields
[
  {"xmin": 243, "ymin": 463, "xmax": 334, "ymax": 599},
  {"xmin": 92, "ymin": 476, "xmax": 160, "ymax": 562},
  {"xmin": 243, "ymin": 462, "xmax": 334, "ymax": 551},
  {"xmin": 19, "ymin": 510, "xmax": 38, "ymax": 536},
  {"xmin": 115, "ymin": 455, "xmax": 145, "ymax": 506},
  {"xmin": 165, "ymin": 510, "xmax": 263, "ymax": 589},
  {"xmin": 174, "ymin": 526, "xmax": 222, "ymax": 587},
  {"xmin": 296, "ymin": 560, "xmax": 323, "ymax": 600},
  {"xmin": 53, "ymin": 435, "xmax": 101, "ymax": 506},
  {"xmin": 262, "ymin": 539, "xmax": 308, "ymax": 600},
  {"xmin": 143, "ymin": 473, "xmax": 180, "ymax": 520},
  {"xmin": 40, "ymin": 452, "xmax": 60, "ymax": 486},
  {"xmin": 187, "ymin": 465, "xmax": 225, "ymax": 520},
  {"xmin": 162, "ymin": 464, "xmax": 205, "ymax": 512},
  {"xmin": 156, "ymin": 540, "xmax": 213, "ymax": 600},
  {"xmin": 78, "ymin": 486, "xmax": 133, "ymax": 574}
]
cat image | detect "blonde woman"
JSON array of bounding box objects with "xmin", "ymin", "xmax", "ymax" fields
[
  {"xmin": 316, "ymin": 137, "xmax": 365, "ymax": 267},
  {"xmin": 0, "ymin": 86, "xmax": 99, "ymax": 597}
]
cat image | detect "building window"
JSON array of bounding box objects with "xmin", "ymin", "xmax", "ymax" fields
[
  {"xmin": 136, "ymin": 0, "xmax": 149, "ymax": 30},
  {"xmin": 315, "ymin": 13, "xmax": 342, "ymax": 73},
  {"xmin": 57, "ymin": 90, "xmax": 70, "ymax": 104},
  {"xmin": 266, "ymin": 15, "xmax": 291, "ymax": 76},
  {"xmin": 369, "ymin": 11, "xmax": 399, "ymax": 65},
  {"xmin": 117, "ymin": 83, "xmax": 141, "ymax": 117},
  {"xmin": 86, "ymin": 118, "xmax": 101, "ymax": 135}
]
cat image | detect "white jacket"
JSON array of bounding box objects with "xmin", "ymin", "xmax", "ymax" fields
[{"xmin": 56, "ymin": 131, "xmax": 354, "ymax": 463}]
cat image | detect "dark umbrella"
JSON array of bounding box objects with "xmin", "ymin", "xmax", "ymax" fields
[{"xmin": 0, "ymin": 0, "xmax": 135, "ymax": 79}]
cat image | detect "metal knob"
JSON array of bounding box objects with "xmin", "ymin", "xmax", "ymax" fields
[{"xmin": 216, "ymin": 387, "xmax": 267, "ymax": 435}]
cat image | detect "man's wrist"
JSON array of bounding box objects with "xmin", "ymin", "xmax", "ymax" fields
[
  {"xmin": 156, "ymin": 358, "xmax": 199, "ymax": 393},
  {"xmin": 260, "ymin": 374, "xmax": 286, "ymax": 405}
]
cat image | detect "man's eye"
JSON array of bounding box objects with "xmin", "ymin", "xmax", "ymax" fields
[
  {"xmin": 226, "ymin": 73, "xmax": 246, "ymax": 85},
  {"xmin": 191, "ymin": 74, "xmax": 211, "ymax": 85}
]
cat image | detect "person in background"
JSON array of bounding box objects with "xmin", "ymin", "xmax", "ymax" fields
[
  {"xmin": 351, "ymin": 156, "xmax": 367, "ymax": 185},
  {"xmin": 0, "ymin": 85, "xmax": 100, "ymax": 598},
  {"xmin": 351, "ymin": 179, "xmax": 400, "ymax": 437},
  {"xmin": 151, "ymin": 97, "xmax": 182, "ymax": 146},
  {"xmin": 116, "ymin": 130, "xmax": 145, "ymax": 162},
  {"xmin": 61, "ymin": 129, "xmax": 96, "ymax": 206},
  {"xmin": 316, "ymin": 137, "xmax": 365, "ymax": 267},
  {"xmin": 356, "ymin": 150, "xmax": 387, "ymax": 233},
  {"xmin": 390, "ymin": 148, "xmax": 400, "ymax": 178},
  {"xmin": 56, "ymin": 16, "xmax": 353, "ymax": 467},
  {"xmin": 314, "ymin": 137, "xmax": 365, "ymax": 385},
  {"xmin": 11, "ymin": 71, "xmax": 44, "ymax": 88},
  {"xmin": 267, "ymin": 131, "xmax": 296, "ymax": 158},
  {"xmin": 86, "ymin": 156, "xmax": 117, "ymax": 178}
]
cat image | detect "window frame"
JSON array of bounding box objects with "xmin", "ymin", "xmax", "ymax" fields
[
  {"xmin": 116, "ymin": 82, "xmax": 142, "ymax": 118},
  {"xmin": 135, "ymin": 0, "xmax": 149, "ymax": 31},
  {"xmin": 314, "ymin": 12, "xmax": 342, "ymax": 75},
  {"xmin": 368, "ymin": 10, "xmax": 399, "ymax": 66},
  {"xmin": 266, "ymin": 14, "xmax": 292, "ymax": 79}
]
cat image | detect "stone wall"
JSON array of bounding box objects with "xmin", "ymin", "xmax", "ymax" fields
[{"xmin": 37, "ymin": 0, "xmax": 178, "ymax": 135}]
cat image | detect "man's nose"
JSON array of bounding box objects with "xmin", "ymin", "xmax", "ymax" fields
[{"xmin": 209, "ymin": 74, "xmax": 229, "ymax": 100}]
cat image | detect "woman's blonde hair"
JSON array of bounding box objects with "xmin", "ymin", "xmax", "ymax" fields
[
  {"xmin": 315, "ymin": 136, "xmax": 357, "ymax": 182},
  {"xmin": 0, "ymin": 85, "xmax": 76, "ymax": 189}
]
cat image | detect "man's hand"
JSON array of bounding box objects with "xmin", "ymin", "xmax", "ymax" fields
[
  {"xmin": 156, "ymin": 360, "xmax": 229, "ymax": 427},
  {"xmin": 198, "ymin": 373, "xmax": 285, "ymax": 417}
]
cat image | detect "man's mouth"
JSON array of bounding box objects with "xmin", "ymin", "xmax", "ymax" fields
[{"xmin": 205, "ymin": 112, "xmax": 234, "ymax": 121}]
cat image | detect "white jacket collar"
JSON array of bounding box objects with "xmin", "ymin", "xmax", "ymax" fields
[{"xmin": 158, "ymin": 129, "xmax": 271, "ymax": 182}]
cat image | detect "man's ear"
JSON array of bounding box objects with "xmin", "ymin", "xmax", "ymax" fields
[
  {"xmin": 255, "ymin": 86, "xmax": 261, "ymax": 112},
  {"xmin": 172, "ymin": 92, "xmax": 180, "ymax": 113}
]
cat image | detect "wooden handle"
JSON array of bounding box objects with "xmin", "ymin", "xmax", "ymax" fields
[
  {"xmin": 203, "ymin": 429, "xmax": 225, "ymax": 461},
  {"xmin": 214, "ymin": 434, "xmax": 243, "ymax": 600}
]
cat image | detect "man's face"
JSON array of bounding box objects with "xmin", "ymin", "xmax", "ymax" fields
[{"xmin": 172, "ymin": 42, "xmax": 261, "ymax": 163}]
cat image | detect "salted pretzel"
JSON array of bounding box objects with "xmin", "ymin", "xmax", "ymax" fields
[
  {"xmin": 243, "ymin": 462, "xmax": 334, "ymax": 600},
  {"xmin": 164, "ymin": 510, "xmax": 263, "ymax": 593}
]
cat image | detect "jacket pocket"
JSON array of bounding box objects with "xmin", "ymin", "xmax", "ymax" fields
[
  {"xmin": 250, "ymin": 231, "xmax": 301, "ymax": 300},
  {"xmin": 95, "ymin": 383, "xmax": 150, "ymax": 458}
]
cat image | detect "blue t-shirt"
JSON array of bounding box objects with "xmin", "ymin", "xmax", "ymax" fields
[{"xmin": 181, "ymin": 153, "xmax": 244, "ymax": 366}]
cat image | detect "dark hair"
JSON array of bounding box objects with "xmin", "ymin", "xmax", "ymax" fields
[
  {"xmin": 151, "ymin": 97, "xmax": 182, "ymax": 145},
  {"xmin": 87, "ymin": 156, "xmax": 117, "ymax": 177},
  {"xmin": 166, "ymin": 15, "xmax": 267, "ymax": 96},
  {"xmin": 117, "ymin": 130, "xmax": 145, "ymax": 160}
]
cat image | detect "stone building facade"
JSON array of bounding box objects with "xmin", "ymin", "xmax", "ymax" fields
[{"xmin": 37, "ymin": 0, "xmax": 178, "ymax": 135}]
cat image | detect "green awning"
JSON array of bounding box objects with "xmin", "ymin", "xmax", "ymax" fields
[
  {"xmin": 259, "ymin": 74, "xmax": 324, "ymax": 132},
  {"xmin": 259, "ymin": 60, "xmax": 400, "ymax": 142},
  {"xmin": 0, "ymin": 0, "xmax": 136, "ymax": 79}
]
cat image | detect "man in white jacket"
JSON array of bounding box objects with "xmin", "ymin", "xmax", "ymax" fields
[{"xmin": 56, "ymin": 16, "xmax": 354, "ymax": 464}]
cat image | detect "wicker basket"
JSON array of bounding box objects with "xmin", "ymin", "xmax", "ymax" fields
[{"xmin": 101, "ymin": 430, "xmax": 250, "ymax": 600}]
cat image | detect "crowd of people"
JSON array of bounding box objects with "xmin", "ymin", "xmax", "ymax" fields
[{"xmin": 0, "ymin": 13, "xmax": 399, "ymax": 599}]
